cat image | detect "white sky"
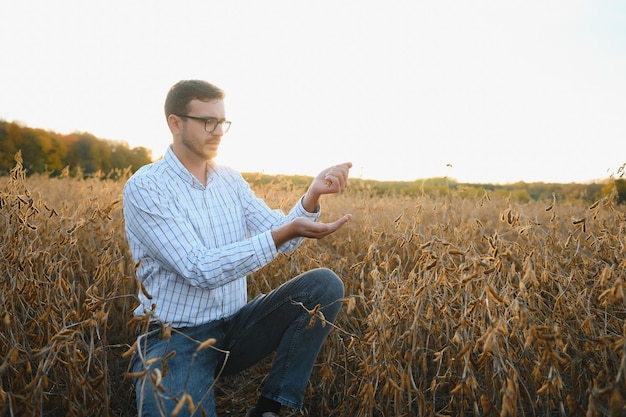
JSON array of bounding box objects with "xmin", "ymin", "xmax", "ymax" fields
[{"xmin": 1, "ymin": 1, "xmax": 625, "ymax": 184}]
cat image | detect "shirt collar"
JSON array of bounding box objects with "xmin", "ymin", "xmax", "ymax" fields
[{"xmin": 164, "ymin": 145, "xmax": 208, "ymax": 189}]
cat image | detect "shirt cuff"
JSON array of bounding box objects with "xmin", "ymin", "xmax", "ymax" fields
[
  {"xmin": 298, "ymin": 196, "xmax": 321, "ymax": 219},
  {"xmin": 252, "ymin": 230, "xmax": 278, "ymax": 265}
]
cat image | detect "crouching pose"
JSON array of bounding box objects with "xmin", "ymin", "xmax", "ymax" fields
[{"xmin": 123, "ymin": 79, "xmax": 352, "ymax": 417}]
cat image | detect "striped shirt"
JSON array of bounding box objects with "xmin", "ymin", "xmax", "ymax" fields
[{"xmin": 123, "ymin": 146, "xmax": 320, "ymax": 327}]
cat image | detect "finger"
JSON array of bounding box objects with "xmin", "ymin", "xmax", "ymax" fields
[
  {"xmin": 308, "ymin": 214, "xmax": 352, "ymax": 239},
  {"xmin": 324, "ymin": 174, "xmax": 337, "ymax": 189},
  {"xmin": 324, "ymin": 173, "xmax": 346, "ymax": 190},
  {"xmin": 323, "ymin": 162, "xmax": 352, "ymax": 189},
  {"xmin": 324, "ymin": 166, "xmax": 335, "ymax": 187},
  {"xmin": 336, "ymin": 163, "xmax": 352, "ymax": 185},
  {"xmin": 339, "ymin": 213, "xmax": 353, "ymax": 224},
  {"xmin": 330, "ymin": 214, "xmax": 352, "ymax": 230}
]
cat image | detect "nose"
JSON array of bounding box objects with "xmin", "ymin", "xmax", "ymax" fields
[{"xmin": 212, "ymin": 123, "xmax": 226, "ymax": 136}]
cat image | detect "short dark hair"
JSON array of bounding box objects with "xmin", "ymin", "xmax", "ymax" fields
[{"xmin": 164, "ymin": 80, "xmax": 225, "ymax": 119}]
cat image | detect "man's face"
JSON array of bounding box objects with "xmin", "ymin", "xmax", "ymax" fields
[{"xmin": 178, "ymin": 98, "xmax": 226, "ymax": 161}]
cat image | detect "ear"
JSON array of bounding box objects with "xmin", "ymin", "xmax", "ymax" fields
[{"xmin": 167, "ymin": 114, "xmax": 181, "ymax": 134}]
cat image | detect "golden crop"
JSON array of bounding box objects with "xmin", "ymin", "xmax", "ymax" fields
[{"xmin": 1, "ymin": 156, "xmax": 625, "ymax": 417}]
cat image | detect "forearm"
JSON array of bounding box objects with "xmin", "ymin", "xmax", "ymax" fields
[
  {"xmin": 179, "ymin": 231, "xmax": 277, "ymax": 288},
  {"xmin": 129, "ymin": 226, "xmax": 278, "ymax": 289},
  {"xmin": 301, "ymin": 191, "xmax": 321, "ymax": 214},
  {"xmin": 271, "ymin": 222, "xmax": 297, "ymax": 249}
]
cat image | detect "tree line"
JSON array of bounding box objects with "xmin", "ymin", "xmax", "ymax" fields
[
  {"xmin": 244, "ymin": 171, "xmax": 626, "ymax": 204},
  {"xmin": 0, "ymin": 120, "xmax": 152, "ymax": 177},
  {"xmin": 2, "ymin": 119, "xmax": 624, "ymax": 204}
]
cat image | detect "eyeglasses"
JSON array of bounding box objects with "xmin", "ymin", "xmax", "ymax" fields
[{"xmin": 175, "ymin": 114, "xmax": 232, "ymax": 134}]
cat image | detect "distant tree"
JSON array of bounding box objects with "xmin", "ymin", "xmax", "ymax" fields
[
  {"xmin": 19, "ymin": 129, "xmax": 46, "ymax": 173},
  {"xmin": 110, "ymin": 142, "xmax": 131, "ymax": 170},
  {"xmin": 28, "ymin": 128, "xmax": 67, "ymax": 174},
  {"xmin": 0, "ymin": 122, "xmax": 19, "ymax": 172},
  {"xmin": 91, "ymin": 139, "xmax": 112, "ymax": 173},
  {"xmin": 62, "ymin": 133, "xmax": 81, "ymax": 171},
  {"xmin": 128, "ymin": 146, "xmax": 152, "ymax": 171},
  {"xmin": 615, "ymin": 179, "xmax": 626, "ymax": 204},
  {"xmin": 66, "ymin": 134, "xmax": 100, "ymax": 174},
  {"xmin": 584, "ymin": 183, "xmax": 604, "ymax": 202},
  {"xmin": 0, "ymin": 121, "xmax": 152, "ymax": 177}
]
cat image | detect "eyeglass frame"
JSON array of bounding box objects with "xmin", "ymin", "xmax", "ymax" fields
[{"xmin": 174, "ymin": 114, "xmax": 232, "ymax": 134}]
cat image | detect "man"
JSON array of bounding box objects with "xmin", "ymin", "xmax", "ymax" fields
[{"xmin": 123, "ymin": 79, "xmax": 352, "ymax": 417}]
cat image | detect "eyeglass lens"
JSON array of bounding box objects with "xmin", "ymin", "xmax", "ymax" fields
[{"xmin": 206, "ymin": 119, "xmax": 231, "ymax": 133}]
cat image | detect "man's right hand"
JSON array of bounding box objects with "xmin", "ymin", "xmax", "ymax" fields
[{"xmin": 271, "ymin": 215, "xmax": 352, "ymax": 249}]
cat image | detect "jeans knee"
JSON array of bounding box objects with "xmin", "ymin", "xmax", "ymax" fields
[{"xmin": 312, "ymin": 268, "xmax": 344, "ymax": 301}]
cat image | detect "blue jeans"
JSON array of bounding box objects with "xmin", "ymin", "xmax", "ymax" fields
[{"xmin": 131, "ymin": 268, "xmax": 344, "ymax": 417}]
